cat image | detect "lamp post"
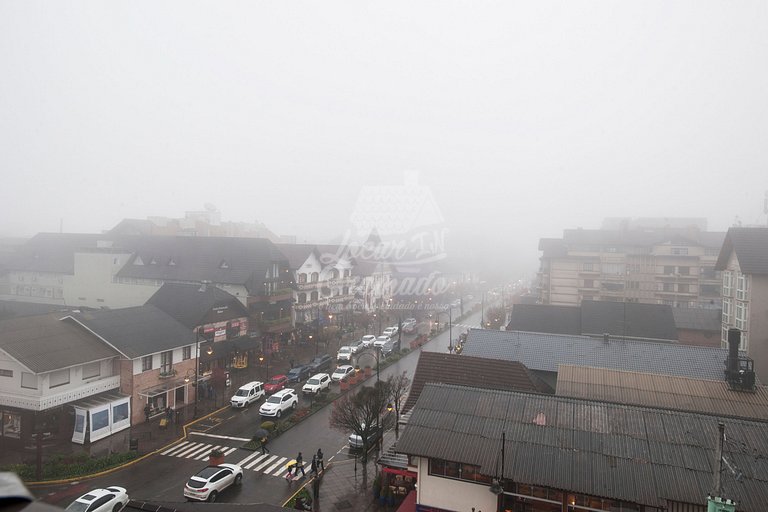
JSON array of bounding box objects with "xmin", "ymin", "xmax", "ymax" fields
[
  {"xmin": 258, "ymin": 354, "xmax": 270, "ymax": 380},
  {"xmin": 481, "ymin": 292, "xmax": 485, "ymax": 327},
  {"xmin": 448, "ymin": 306, "xmax": 453, "ymax": 353},
  {"xmin": 194, "ymin": 327, "xmax": 200, "ymax": 419}
]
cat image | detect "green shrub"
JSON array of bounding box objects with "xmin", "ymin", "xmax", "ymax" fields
[
  {"xmin": 260, "ymin": 420, "xmax": 276, "ymax": 431},
  {"xmin": 2, "ymin": 451, "xmax": 139, "ymax": 481}
]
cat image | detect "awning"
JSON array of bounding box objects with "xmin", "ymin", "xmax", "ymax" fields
[
  {"xmin": 383, "ymin": 467, "xmax": 418, "ymax": 479},
  {"xmin": 138, "ymin": 378, "xmax": 189, "ymax": 398},
  {"xmin": 71, "ymin": 390, "xmax": 130, "ymax": 409}
]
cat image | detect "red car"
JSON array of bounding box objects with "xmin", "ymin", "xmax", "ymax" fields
[{"xmin": 264, "ymin": 374, "xmax": 289, "ymax": 395}]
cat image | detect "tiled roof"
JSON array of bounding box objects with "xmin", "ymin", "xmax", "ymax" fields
[
  {"xmin": 403, "ymin": 352, "xmax": 549, "ymax": 413},
  {"xmin": 65, "ymin": 305, "xmax": 195, "ymax": 359},
  {"xmin": 0, "ymin": 313, "xmax": 119, "ymax": 373},
  {"xmin": 5, "ymin": 233, "xmax": 103, "ymax": 273},
  {"xmin": 580, "ymin": 301, "xmax": 678, "ymax": 341},
  {"xmin": 463, "ymin": 328, "xmax": 731, "ymax": 380},
  {"xmin": 396, "ymin": 383, "xmax": 768, "ymax": 511},
  {"xmin": 146, "ymin": 282, "xmax": 248, "ymax": 328},
  {"xmin": 506, "ymin": 304, "xmax": 581, "ymax": 335},
  {"xmin": 672, "ymin": 307, "xmax": 722, "ymax": 332},
  {"xmin": 556, "ymin": 364, "xmax": 768, "ymax": 420},
  {"xmin": 716, "ymin": 227, "xmax": 768, "ymax": 275}
]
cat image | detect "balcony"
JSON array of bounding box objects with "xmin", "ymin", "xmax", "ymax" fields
[
  {"xmin": 260, "ymin": 317, "xmax": 293, "ymax": 333},
  {"xmin": 249, "ymin": 288, "xmax": 294, "ymax": 304},
  {"xmin": 296, "ymin": 282, "xmax": 321, "ymax": 291}
]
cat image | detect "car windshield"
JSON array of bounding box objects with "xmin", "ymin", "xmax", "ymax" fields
[
  {"xmin": 267, "ymin": 395, "xmax": 283, "ymax": 404},
  {"xmin": 267, "ymin": 378, "xmax": 282, "ymax": 385},
  {"xmin": 307, "ymin": 378, "xmax": 319, "ymax": 385},
  {"xmin": 186, "ymin": 478, "xmax": 207, "ymax": 489},
  {"xmin": 334, "ymin": 369, "xmax": 346, "ymax": 375},
  {"xmin": 339, "ymin": 347, "xmax": 351, "ymax": 353},
  {"xmin": 235, "ymin": 389, "xmax": 249, "ymax": 396},
  {"xmin": 288, "ymin": 369, "xmax": 300, "ymax": 376},
  {"xmin": 65, "ymin": 502, "xmax": 89, "ymax": 512}
]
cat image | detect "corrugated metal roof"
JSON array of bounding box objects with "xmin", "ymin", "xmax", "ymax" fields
[
  {"xmin": 556, "ymin": 365, "xmax": 768, "ymax": 421},
  {"xmin": 0, "ymin": 313, "xmax": 119, "ymax": 373},
  {"xmin": 397, "ymin": 383, "xmax": 768, "ymax": 511},
  {"xmin": 464, "ymin": 328, "xmax": 731, "ymax": 380}
]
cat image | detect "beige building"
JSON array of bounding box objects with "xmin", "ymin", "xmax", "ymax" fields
[
  {"xmin": 715, "ymin": 227, "xmax": 768, "ymax": 382},
  {"xmin": 537, "ymin": 220, "xmax": 724, "ymax": 308}
]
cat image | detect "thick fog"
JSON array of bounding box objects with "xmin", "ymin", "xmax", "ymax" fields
[{"xmin": 1, "ymin": 1, "xmax": 766, "ymax": 275}]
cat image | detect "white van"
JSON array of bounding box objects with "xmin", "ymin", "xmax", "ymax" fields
[{"xmin": 230, "ymin": 381, "xmax": 265, "ymax": 408}]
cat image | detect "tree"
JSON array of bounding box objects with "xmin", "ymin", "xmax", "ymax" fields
[
  {"xmin": 329, "ymin": 382, "xmax": 390, "ymax": 462},
  {"xmin": 385, "ymin": 372, "xmax": 411, "ymax": 439}
]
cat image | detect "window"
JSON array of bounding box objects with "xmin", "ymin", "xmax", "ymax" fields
[
  {"xmin": 663, "ymin": 283, "xmax": 674, "ymax": 292},
  {"xmin": 678, "ymin": 284, "xmax": 689, "ymax": 293},
  {"xmin": 49, "ymin": 369, "xmax": 70, "ymax": 388},
  {"xmin": 723, "ymin": 271, "xmax": 733, "ymax": 297},
  {"xmin": 160, "ymin": 351, "xmax": 173, "ymax": 375},
  {"xmin": 664, "ymin": 266, "xmax": 675, "ymax": 275},
  {"xmin": 735, "ymin": 302, "xmax": 748, "ymax": 331},
  {"xmin": 298, "ymin": 273, "xmax": 307, "ymax": 284},
  {"xmin": 582, "ymin": 263, "xmax": 593, "ymax": 271},
  {"xmin": 0, "ymin": 369, "xmax": 12, "ymax": 378},
  {"xmin": 736, "ymin": 274, "xmax": 748, "ymax": 301},
  {"xmin": 82, "ymin": 362, "xmax": 100, "ymax": 379},
  {"xmin": 142, "ymin": 356, "xmax": 153, "ymax": 372},
  {"xmin": 602, "ymin": 263, "xmax": 625, "ymax": 275},
  {"xmin": 183, "ymin": 346, "xmax": 191, "ymax": 360},
  {"xmin": 310, "ymin": 272, "xmax": 319, "ymax": 283},
  {"xmin": 677, "ymin": 266, "xmax": 690, "ymax": 275},
  {"xmin": 21, "ymin": 372, "xmax": 38, "ymax": 389},
  {"xmin": 429, "ymin": 458, "xmax": 492, "ymax": 484},
  {"xmin": 722, "ymin": 298, "xmax": 732, "ymax": 323},
  {"xmin": 671, "ymin": 247, "xmax": 688, "ymax": 255},
  {"xmin": 298, "ymin": 293, "xmax": 307, "ymax": 304}
]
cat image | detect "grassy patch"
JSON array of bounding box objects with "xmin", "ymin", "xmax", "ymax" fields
[{"xmin": 2, "ymin": 451, "xmax": 139, "ymax": 482}]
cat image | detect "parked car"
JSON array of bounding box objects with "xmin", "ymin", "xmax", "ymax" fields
[
  {"xmin": 382, "ymin": 326, "xmax": 398, "ymax": 338},
  {"xmin": 302, "ymin": 373, "xmax": 331, "ymax": 394},
  {"xmin": 348, "ymin": 339, "xmax": 363, "ymax": 354},
  {"xmin": 286, "ymin": 365, "xmax": 312, "ymax": 383},
  {"xmin": 402, "ymin": 318, "xmax": 417, "ymax": 333},
  {"xmin": 360, "ymin": 334, "xmax": 377, "ymax": 347},
  {"xmin": 259, "ymin": 388, "xmax": 299, "ymax": 418},
  {"xmin": 348, "ymin": 422, "xmax": 383, "ymax": 450},
  {"xmin": 66, "ymin": 487, "xmax": 129, "ymax": 512},
  {"xmin": 183, "ymin": 463, "xmax": 243, "ymax": 502},
  {"xmin": 337, "ymin": 345, "xmax": 353, "ymax": 361},
  {"xmin": 307, "ymin": 353, "xmax": 333, "ymax": 373},
  {"xmin": 380, "ymin": 339, "xmax": 399, "ymax": 357},
  {"xmin": 331, "ymin": 365, "xmax": 355, "ymax": 382},
  {"xmin": 230, "ymin": 381, "xmax": 264, "ymax": 408},
  {"xmin": 373, "ymin": 335, "xmax": 391, "ymax": 348},
  {"xmin": 264, "ymin": 374, "xmax": 288, "ymax": 395}
]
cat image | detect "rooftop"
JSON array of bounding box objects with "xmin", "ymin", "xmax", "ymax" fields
[{"xmin": 716, "ymin": 227, "xmax": 768, "ymax": 275}]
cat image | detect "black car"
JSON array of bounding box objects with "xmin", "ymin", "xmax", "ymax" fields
[
  {"xmin": 307, "ymin": 353, "xmax": 333, "ymax": 373},
  {"xmin": 286, "ymin": 365, "xmax": 312, "ymax": 383}
]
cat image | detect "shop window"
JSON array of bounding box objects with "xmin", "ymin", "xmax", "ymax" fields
[
  {"xmin": 113, "ymin": 403, "xmax": 129, "ymax": 423},
  {"xmin": 92, "ymin": 410, "xmax": 109, "ymax": 431}
]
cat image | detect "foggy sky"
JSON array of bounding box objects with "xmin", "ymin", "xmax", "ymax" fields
[{"xmin": 1, "ymin": 1, "xmax": 767, "ymax": 275}]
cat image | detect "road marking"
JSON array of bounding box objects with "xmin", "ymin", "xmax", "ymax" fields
[
  {"xmin": 235, "ymin": 451, "xmax": 264, "ymax": 467},
  {"xmin": 254, "ymin": 455, "xmax": 280, "ymax": 472},
  {"xmin": 223, "ymin": 447, "xmax": 237, "ymax": 455},
  {"xmin": 161, "ymin": 441, "xmax": 190, "ymax": 456},
  {"xmin": 264, "ymin": 457, "xmax": 289, "ymax": 475},
  {"xmin": 189, "ymin": 432, "xmax": 250, "ymax": 442},
  {"xmin": 185, "ymin": 443, "xmax": 214, "ymax": 458},
  {"xmin": 175, "ymin": 442, "xmax": 210, "ymax": 458},
  {"xmin": 193, "ymin": 445, "xmax": 221, "ymax": 460},
  {"xmin": 243, "ymin": 453, "xmax": 267, "ymax": 469}
]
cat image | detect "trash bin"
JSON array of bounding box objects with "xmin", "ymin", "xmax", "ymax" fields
[{"xmin": 129, "ymin": 438, "xmax": 139, "ymax": 451}]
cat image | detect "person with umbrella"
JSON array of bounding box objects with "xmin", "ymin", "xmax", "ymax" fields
[{"xmin": 253, "ymin": 428, "xmax": 270, "ymax": 454}]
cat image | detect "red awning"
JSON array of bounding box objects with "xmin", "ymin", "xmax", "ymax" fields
[
  {"xmin": 396, "ymin": 490, "xmax": 417, "ymax": 512},
  {"xmin": 383, "ymin": 467, "xmax": 418, "ymax": 478}
]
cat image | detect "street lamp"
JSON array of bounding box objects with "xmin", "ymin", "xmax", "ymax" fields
[
  {"xmin": 448, "ymin": 306, "xmax": 453, "ymax": 353},
  {"xmin": 194, "ymin": 327, "xmax": 201, "ymax": 419},
  {"xmin": 258, "ymin": 354, "xmax": 270, "ymax": 380}
]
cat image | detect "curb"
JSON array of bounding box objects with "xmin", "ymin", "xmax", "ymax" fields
[{"xmin": 24, "ymin": 405, "xmax": 230, "ymax": 487}]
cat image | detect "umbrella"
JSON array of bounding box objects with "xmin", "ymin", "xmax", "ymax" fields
[
  {"xmin": 284, "ymin": 459, "xmax": 297, "ymax": 469},
  {"xmin": 254, "ymin": 428, "xmax": 269, "ymax": 440}
]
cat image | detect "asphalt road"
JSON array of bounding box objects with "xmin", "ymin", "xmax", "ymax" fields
[{"xmin": 35, "ymin": 307, "xmax": 484, "ymax": 508}]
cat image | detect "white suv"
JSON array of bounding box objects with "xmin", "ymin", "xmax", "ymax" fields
[
  {"xmin": 302, "ymin": 373, "xmax": 331, "ymax": 395},
  {"xmin": 361, "ymin": 335, "xmax": 376, "ymax": 348},
  {"xmin": 337, "ymin": 346, "xmax": 353, "ymax": 361},
  {"xmin": 382, "ymin": 326, "xmax": 398, "ymax": 338},
  {"xmin": 230, "ymin": 381, "xmax": 264, "ymax": 408},
  {"xmin": 259, "ymin": 389, "xmax": 298, "ymax": 418}
]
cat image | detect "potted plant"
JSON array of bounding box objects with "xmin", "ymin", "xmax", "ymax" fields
[{"xmin": 209, "ymin": 448, "xmax": 225, "ymax": 466}]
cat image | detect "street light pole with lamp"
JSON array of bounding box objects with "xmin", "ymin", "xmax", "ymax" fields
[
  {"xmin": 258, "ymin": 353, "xmax": 270, "ymax": 380},
  {"xmin": 188, "ymin": 327, "xmax": 213, "ymax": 419}
]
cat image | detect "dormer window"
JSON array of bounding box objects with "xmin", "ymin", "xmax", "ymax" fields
[
  {"xmin": 168, "ymin": 258, "xmax": 176, "ymax": 266},
  {"xmin": 149, "ymin": 257, "xmax": 158, "ymax": 265},
  {"xmin": 219, "ymin": 260, "xmax": 230, "ymax": 269},
  {"xmin": 134, "ymin": 256, "xmax": 144, "ymax": 266}
]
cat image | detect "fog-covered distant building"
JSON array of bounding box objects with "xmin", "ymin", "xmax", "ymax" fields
[{"xmin": 537, "ymin": 218, "xmax": 725, "ymax": 308}]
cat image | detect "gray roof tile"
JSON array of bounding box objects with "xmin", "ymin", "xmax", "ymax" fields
[{"xmin": 716, "ymin": 227, "xmax": 768, "ymax": 275}]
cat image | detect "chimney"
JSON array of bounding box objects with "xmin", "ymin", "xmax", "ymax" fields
[
  {"xmin": 727, "ymin": 328, "xmax": 740, "ymax": 375},
  {"xmin": 603, "ymin": 333, "xmax": 610, "ymax": 344}
]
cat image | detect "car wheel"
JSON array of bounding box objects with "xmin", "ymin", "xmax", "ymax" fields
[
  {"xmin": 235, "ymin": 474, "xmax": 242, "ymax": 485},
  {"xmin": 112, "ymin": 504, "xmax": 122, "ymax": 512},
  {"xmin": 277, "ymin": 410, "xmax": 282, "ymax": 418},
  {"xmin": 207, "ymin": 491, "xmax": 218, "ymax": 503},
  {"xmin": 292, "ymin": 401, "xmax": 297, "ymax": 409}
]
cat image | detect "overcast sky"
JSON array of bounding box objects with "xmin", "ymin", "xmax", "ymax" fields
[{"xmin": 1, "ymin": 1, "xmax": 766, "ymax": 274}]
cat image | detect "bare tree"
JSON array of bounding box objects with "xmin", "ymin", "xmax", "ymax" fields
[
  {"xmin": 385, "ymin": 372, "xmax": 411, "ymax": 439},
  {"xmin": 329, "ymin": 382, "xmax": 390, "ymax": 462}
]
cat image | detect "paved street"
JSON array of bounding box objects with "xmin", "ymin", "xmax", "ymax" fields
[{"xmin": 32, "ymin": 307, "xmax": 485, "ymax": 508}]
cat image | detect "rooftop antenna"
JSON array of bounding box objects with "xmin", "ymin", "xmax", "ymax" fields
[{"xmin": 707, "ymin": 423, "xmax": 736, "ymax": 512}]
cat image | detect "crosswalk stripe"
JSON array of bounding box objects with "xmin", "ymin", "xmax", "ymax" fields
[
  {"xmin": 235, "ymin": 451, "xmax": 264, "ymax": 467},
  {"xmin": 161, "ymin": 441, "xmax": 189, "ymax": 456},
  {"xmin": 244, "ymin": 453, "xmax": 269, "ymax": 469},
  {"xmin": 185, "ymin": 444, "xmax": 213, "ymax": 459},
  {"xmin": 194, "ymin": 445, "xmax": 220, "ymax": 460},
  {"xmin": 175, "ymin": 443, "xmax": 207, "ymax": 458},
  {"xmin": 223, "ymin": 447, "xmax": 237, "ymax": 456},
  {"xmin": 258, "ymin": 455, "xmax": 283, "ymax": 473},
  {"xmin": 264, "ymin": 457, "xmax": 288, "ymax": 474}
]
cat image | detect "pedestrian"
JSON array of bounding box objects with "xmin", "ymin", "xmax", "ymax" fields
[
  {"xmin": 316, "ymin": 448, "xmax": 324, "ymax": 471},
  {"xmin": 289, "ymin": 358, "xmax": 294, "ymax": 369},
  {"xmin": 144, "ymin": 403, "xmax": 151, "ymax": 423},
  {"xmin": 165, "ymin": 406, "xmax": 173, "ymax": 423},
  {"xmin": 285, "ymin": 461, "xmax": 295, "ymax": 480},
  {"xmin": 260, "ymin": 436, "xmax": 269, "ymax": 455},
  {"xmin": 310, "ymin": 455, "xmax": 318, "ymax": 476},
  {"xmin": 295, "ymin": 452, "xmax": 305, "ymax": 476}
]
